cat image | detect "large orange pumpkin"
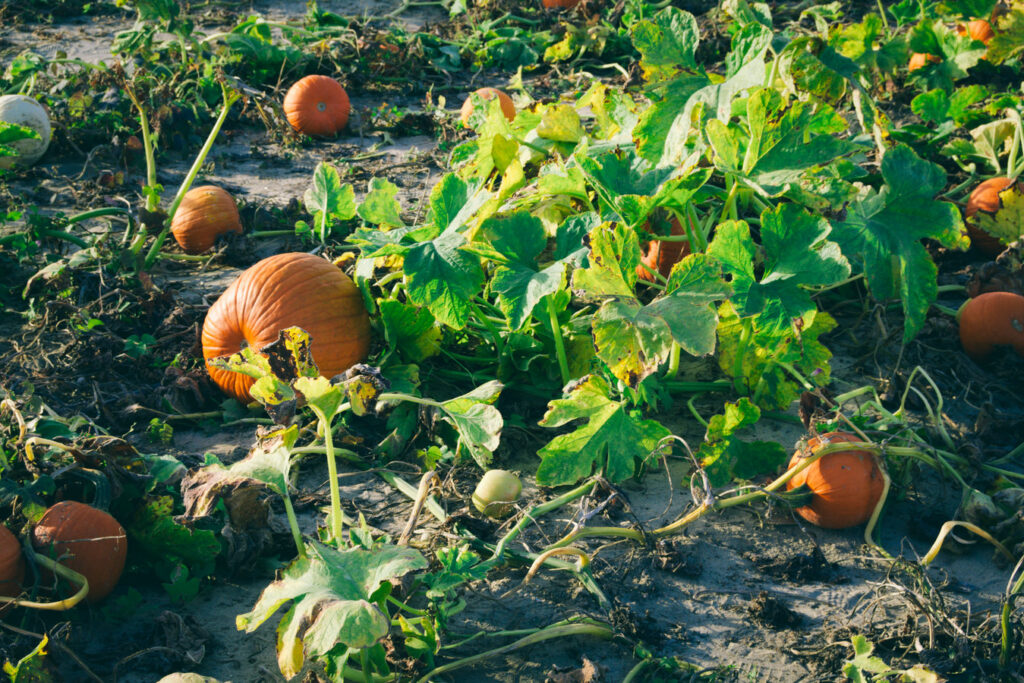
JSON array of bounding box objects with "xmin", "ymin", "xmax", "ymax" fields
[
  {"xmin": 964, "ymin": 177, "xmax": 1024, "ymax": 256},
  {"xmin": 0, "ymin": 524, "xmax": 24, "ymax": 598},
  {"xmin": 283, "ymin": 75, "xmax": 350, "ymax": 137},
  {"xmin": 958, "ymin": 291, "xmax": 1024, "ymax": 361},
  {"xmin": 460, "ymin": 88, "xmax": 515, "ymax": 127},
  {"xmin": 785, "ymin": 432, "xmax": 884, "ymax": 529},
  {"xmin": 202, "ymin": 252, "xmax": 372, "ymax": 403},
  {"xmin": 636, "ymin": 215, "xmax": 691, "ymax": 283},
  {"xmin": 32, "ymin": 501, "xmax": 127, "ymax": 603},
  {"xmin": 170, "ymin": 185, "xmax": 243, "ymax": 254}
]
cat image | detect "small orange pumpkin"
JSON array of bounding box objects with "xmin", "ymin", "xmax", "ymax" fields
[
  {"xmin": 543, "ymin": 0, "xmax": 582, "ymax": 8},
  {"xmin": 459, "ymin": 88, "xmax": 515, "ymax": 126},
  {"xmin": 636, "ymin": 215, "xmax": 692, "ymax": 283},
  {"xmin": 958, "ymin": 291, "xmax": 1024, "ymax": 361},
  {"xmin": 0, "ymin": 524, "xmax": 24, "ymax": 598},
  {"xmin": 283, "ymin": 75, "xmax": 350, "ymax": 137},
  {"xmin": 170, "ymin": 185, "xmax": 243, "ymax": 254},
  {"xmin": 957, "ymin": 19, "xmax": 994, "ymax": 45},
  {"xmin": 202, "ymin": 252, "xmax": 372, "ymax": 403},
  {"xmin": 908, "ymin": 53, "xmax": 941, "ymax": 71},
  {"xmin": 32, "ymin": 501, "xmax": 127, "ymax": 603},
  {"xmin": 964, "ymin": 177, "xmax": 1024, "ymax": 255},
  {"xmin": 785, "ymin": 432, "xmax": 884, "ymax": 529}
]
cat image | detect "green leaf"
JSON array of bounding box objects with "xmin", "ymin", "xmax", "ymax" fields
[
  {"xmin": 911, "ymin": 89, "xmax": 950, "ymax": 123},
  {"xmin": 592, "ymin": 254, "xmax": 730, "ymax": 386},
  {"xmin": 708, "ymin": 88, "xmax": 860, "ymax": 197},
  {"xmin": 379, "ymin": 300, "xmax": 441, "ymax": 363},
  {"xmin": 357, "ymin": 178, "xmax": 405, "ymax": 228},
  {"xmin": 830, "ymin": 14, "xmax": 907, "ymax": 71},
  {"xmin": 988, "ymin": 9, "xmax": 1024, "ymax": 64},
  {"xmin": 537, "ymin": 375, "xmax": 671, "ymax": 485},
  {"xmin": 829, "ymin": 144, "xmax": 967, "ymax": 341},
  {"xmin": 536, "ymin": 104, "xmax": 583, "ymax": 143},
  {"xmin": 697, "ymin": 399, "xmax": 787, "ymax": 486},
  {"xmin": 716, "ymin": 302, "xmax": 837, "ymax": 410},
  {"xmin": 2, "ymin": 634, "xmax": 52, "ymax": 683},
  {"xmin": 630, "ymin": 7, "xmax": 700, "ymax": 81},
  {"xmin": 438, "ymin": 381, "xmax": 504, "ymax": 468},
  {"xmin": 571, "ymin": 222, "xmax": 640, "ymax": 297},
  {"xmin": 237, "ymin": 540, "xmax": 427, "ymax": 679},
  {"xmin": 708, "ymin": 205, "xmax": 849, "ymax": 337},
  {"xmin": 404, "ymin": 229, "xmax": 485, "ymax": 329},
  {"xmin": 304, "ymin": 162, "xmax": 356, "ymax": 241}
]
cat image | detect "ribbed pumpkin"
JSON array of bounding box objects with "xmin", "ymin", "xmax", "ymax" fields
[
  {"xmin": 460, "ymin": 88, "xmax": 516, "ymax": 126},
  {"xmin": 32, "ymin": 501, "xmax": 127, "ymax": 603},
  {"xmin": 202, "ymin": 252, "xmax": 372, "ymax": 403},
  {"xmin": 785, "ymin": 432, "xmax": 884, "ymax": 529},
  {"xmin": 965, "ymin": 177, "xmax": 1024, "ymax": 256},
  {"xmin": 958, "ymin": 291, "xmax": 1024, "ymax": 361},
  {"xmin": 283, "ymin": 75, "xmax": 350, "ymax": 137},
  {"xmin": 0, "ymin": 524, "xmax": 24, "ymax": 598},
  {"xmin": 636, "ymin": 215, "xmax": 691, "ymax": 283},
  {"xmin": 170, "ymin": 185, "xmax": 243, "ymax": 255}
]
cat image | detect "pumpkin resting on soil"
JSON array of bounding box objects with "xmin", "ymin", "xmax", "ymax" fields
[
  {"xmin": 283, "ymin": 75, "xmax": 350, "ymax": 137},
  {"xmin": 636, "ymin": 215, "xmax": 691, "ymax": 283},
  {"xmin": 964, "ymin": 177, "xmax": 1024, "ymax": 256},
  {"xmin": 170, "ymin": 185, "xmax": 242, "ymax": 254},
  {"xmin": 460, "ymin": 88, "xmax": 515, "ymax": 126},
  {"xmin": 202, "ymin": 252, "xmax": 372, "ymax": 403},
  {"xmin": 785, "ymin": 431, "xmax": 884, "ymax": 529},
  {"xmin": 31, "ymin": 501, "xmax": 127, "ymax": 603},
  {"xmin": 957, "ymin": 291, "xmax": 1024, "ymax": 361},
  {"xmin": 0, "ymin": 524, "xmax": 24, "ymax": 598}
]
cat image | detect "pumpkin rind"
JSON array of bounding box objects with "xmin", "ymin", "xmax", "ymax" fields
[
  {"xmin": 32, "ymin": 501, "xmax": 127, "ymax": 603},
  {"xmin": 785, "ymin": 431, "xmax": 884, "ymax": 529},
  {"xmin": 543, "ymin": 0, "xmax": 582, "ymax": 8},
  {"xmin": 202, "ymin": 252, "xmax": 372, "ymax": 403},
  {"xmin": 0, "ymin": 95, "xmax": 52, "ymax": 170},
  {"xmin": 964, "ymin": 177, "xmax": 1024, "ymax": 255},
  {"xmin": 957, "ymin": 19, "xmax": 994, "ymax": 45},
  {"xmin": 170, "ymin": 185, "xmax": 243, "ymax": 254},
  {"xmin": 908, "ymin": 53, "xmax": 940, "ymax": 71},
  {"xmin": 0, "ymin": 524, "xmax": 24, "ymax": 598},
  {"xmin": 636, "ymin": 215, "xmax": 691, "ymax": 283},
  {"xmin": 283, "ymin": 75, "xmax": 350, "ymax": 137},
  {"xmin": 459, "ymin": 88, "xmax": 515, "ymax": 126},
  {"xmin": 958, "ymin": 291, "xmax": 1024, "ymax": 361}
]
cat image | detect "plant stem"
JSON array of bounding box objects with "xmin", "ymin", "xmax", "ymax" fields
[
  {"xmin": 417, "ymin": 620, "xmax": 614, "ymax": 682},
  {"xmin": 547, "ymin": 295, "xmax": 571, "ymax": 387},
  {"xmin": 0, "ymin": 554, "xmax": 89, "ymax": 610},
  {"xmin": 143, "ymin": 86, "xmax": 239, "ymax": 269},
  {"xmin": 316, "ymin": 410, "xmax": 344, "ymax": 543},
  {"xmin": 484, "ymin": 479, "xmax": 598, "ymax": 566},
  {"xmin": 281, "ymin": 494, "xmax": 307, "ymax": 559}
]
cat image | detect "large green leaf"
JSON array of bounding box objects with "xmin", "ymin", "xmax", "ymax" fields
[
  {"xmin": 404, "ymin": 229, "xmax": 485, "ymax": 329},
  {"xmin": 708, "ymin": 205, "xmax": 849, "ymax": 338},
  {"xmin": 829, "ymin": 144, "xmax": 967, "ymax": 341},
  {"xmin": 237, "ymin": 541, "xmax": 427, "ymax": 679},
  {"xmin": 438, "ymin": 381, "xmax": 504, "ymax": 468},
  {"xmin": 303, "ymin": 162, "xmax": 356, "ymax": 242},
  {"xmin": 537, "ymin": 376, "xmax": 670, "ymax": 485}
]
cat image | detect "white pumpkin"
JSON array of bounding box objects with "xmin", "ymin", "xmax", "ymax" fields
[{"xmin": 0, "ymin": 95, "xmax": 51, "ymax": 170}]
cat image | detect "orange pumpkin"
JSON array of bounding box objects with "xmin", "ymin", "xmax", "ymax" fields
[
  {"xmin": 202, "ymin": 252, "xmax": 372, "ymax": 403},
  {"xmin": 958, "ymin": 291, "xmax": 1024, "ymax": 361},
  {"xmin": 785, "ymin": 432, "xmax": 884, "ymax": 529},
  {"xmin": 170, "ymin": 185, "xmax": 243, "ymax": 254},
  {"xmin": 283, "ymin": 75, "xmax": 350, "ymax": 137},
  {"xmin": 636, "ymin": 215, "xmax": 691, "ymax": 283},
  {"xmin": 957, "ymin": 19, "xmax": 994, "ymax": 45},
  {"xmin": 0, "ymin": 524, "xmax": 24, "ymax": 598},
  {"xmin": 32, "ymin": 501, "xmax": 127, "ymax": 603},
  {"xmin": 908, "ymin": 53, "xmax": 940, "ymax": 71},
  {"xmin": 543, "ymin": 0, "xmax": 582, "ymax": 8},
  {"xmin": 964, "ymin": 177, "xmax": 1024, "ymax": 256},
  {"xmin": 459, "ymin": 88, "xmax": 515, "ymax": 126}
]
